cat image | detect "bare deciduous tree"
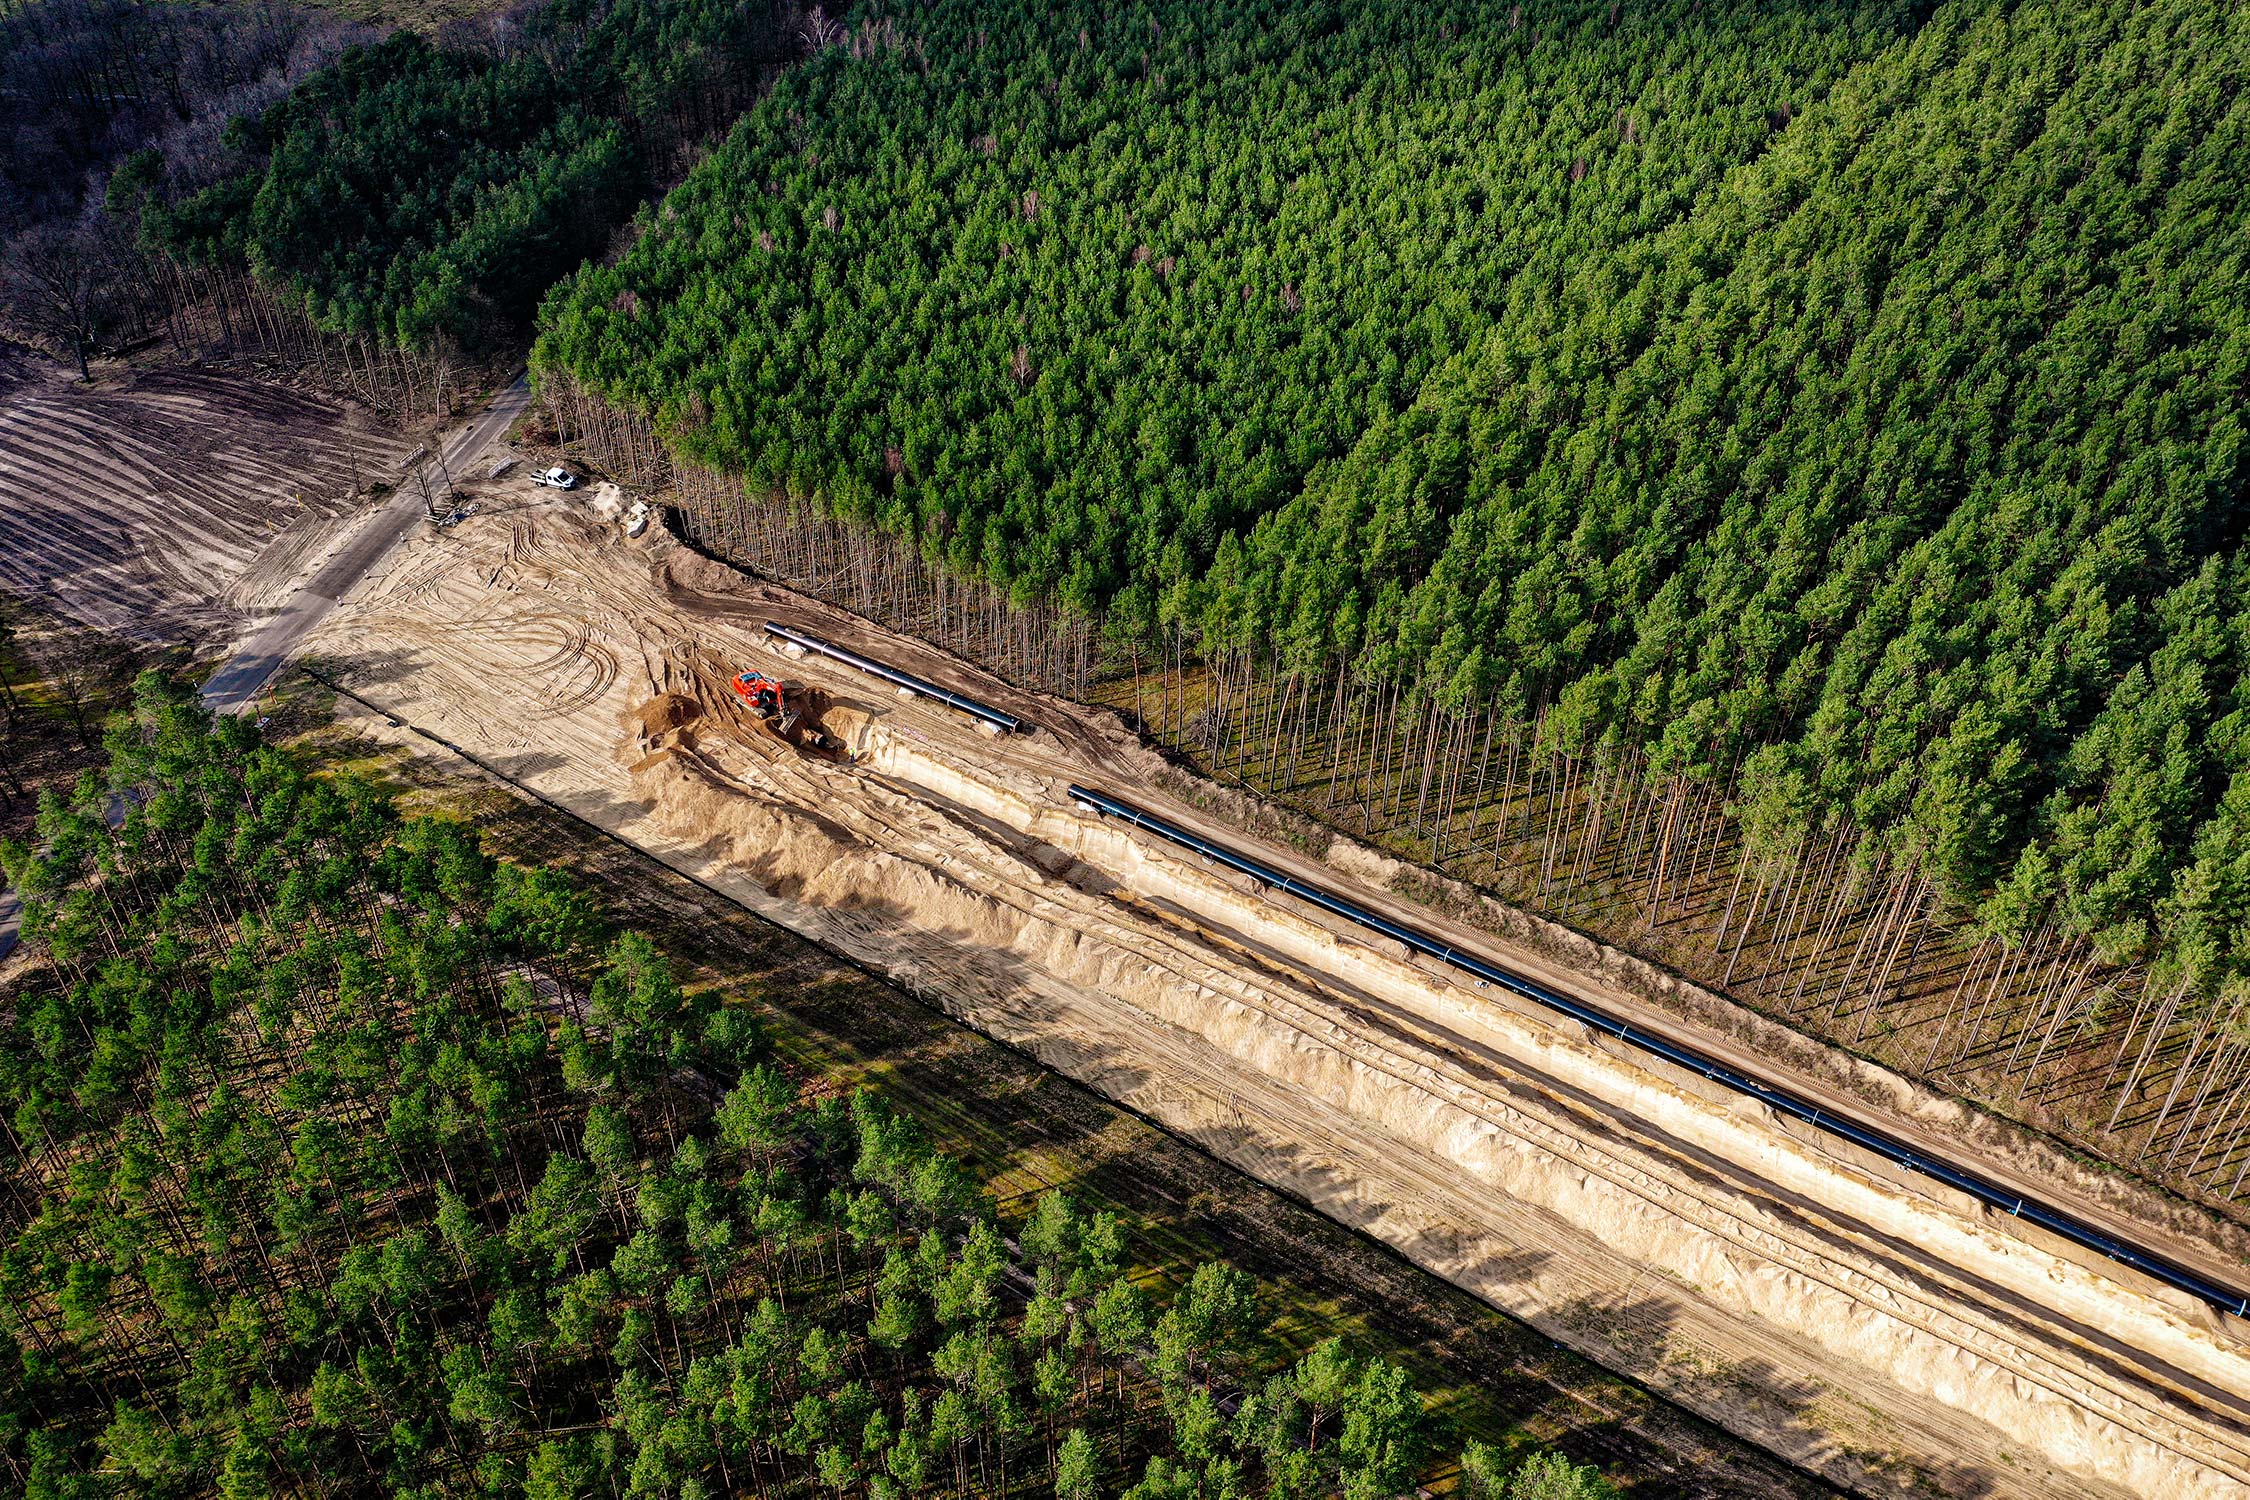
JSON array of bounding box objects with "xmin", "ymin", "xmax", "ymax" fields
[{"xmin": 4, "ymin": 221, "xmax": 106, "ymax": 380}]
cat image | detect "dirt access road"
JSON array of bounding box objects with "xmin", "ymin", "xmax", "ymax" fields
[
  {"xmin": 308, "ymin": 495, "xmax": 2250, "ymax": 1500},
  {"xmin": 201, "ymin": 373, "xmax": 528, "ymax": 713}
]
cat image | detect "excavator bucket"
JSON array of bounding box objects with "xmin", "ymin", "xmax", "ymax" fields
[{"xmin": 732, "ymin": 671, "xmax": 783, "ymax": 716}]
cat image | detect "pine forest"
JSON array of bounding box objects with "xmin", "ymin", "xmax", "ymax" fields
[
  {"xmin": 530, "ymin": 0, "xmax": 2250, "ymax": 1207},
  {"xmin": 0, "ymin": 677, "xmax": 1618, "ymax": 1500}
]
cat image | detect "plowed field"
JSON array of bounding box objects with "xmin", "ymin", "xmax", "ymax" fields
[{"xmin": 0, "ymin": 345, "xmax": 411, "ymax": 640}]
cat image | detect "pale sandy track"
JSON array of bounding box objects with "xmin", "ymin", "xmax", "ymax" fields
[{"xmin": 312, "ymin": 498, "xmax": 2250, "ymax": 1500}]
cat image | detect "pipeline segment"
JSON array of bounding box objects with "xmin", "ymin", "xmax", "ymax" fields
[
  {"xmin": 763, "ymin": 622, "xmax": 1024, "ymax": 734},
  {"xmin": 1066, "ymin": 783, "xmax": 2250, "ymax": 1321}
]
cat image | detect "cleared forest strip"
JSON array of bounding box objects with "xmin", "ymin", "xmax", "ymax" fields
[
  {"xmin": 304, "ymin": 498, "xmax": 2250, "ymax": 1499},
  {"xmin": 551, "ymin": 458, "xmax": 2250, "ymax": 1308}
]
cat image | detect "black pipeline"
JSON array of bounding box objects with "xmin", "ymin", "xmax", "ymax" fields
[
  {"xmin": 1066, "ymin": 783, "xmax": 2250, "ymax": 1321},
  {"xmin": 763, "ymin": 622, "xmax": 1024, "ymax": 734}
]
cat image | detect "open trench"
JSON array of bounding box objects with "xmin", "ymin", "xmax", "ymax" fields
[{"xmin": 310, "ymin": 496, "xmax": 2250, "ymax": 1500}]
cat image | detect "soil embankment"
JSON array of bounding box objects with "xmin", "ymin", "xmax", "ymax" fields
[{"xmin": 311, "ymin": 496, "xmax": 2250, "ymax": 1500}]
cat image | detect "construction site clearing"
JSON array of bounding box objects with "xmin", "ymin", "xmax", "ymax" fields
[{"xmin": 302, "ymin": 479, "xmax": 2250, "ymax": 1500}]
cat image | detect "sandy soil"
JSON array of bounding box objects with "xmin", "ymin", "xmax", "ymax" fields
[
  {"xmin": 0, "ymin": 345, "xmax": 411, "ymax": 640},
  {"xmin": 309, "ymin": 494, "xmax": 2250, "ymax": 1500}
]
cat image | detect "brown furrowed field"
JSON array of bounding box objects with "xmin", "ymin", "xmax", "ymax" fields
[{"xmin": 0, "ymin": 344, "xmax": 411, "ymax": 642}]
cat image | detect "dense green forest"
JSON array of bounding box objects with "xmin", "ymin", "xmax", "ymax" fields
[
  {"xmin": 532, "ymin": 0, "xmax": 2250, "ymax": 1041},
  {"xmin": 1245, "ymin": 0, "xmax": 2250, "ymax": 929},
  {"xmin": 536, "ymin": 0, "xmax": 1916, "ymax": 613},
  {"xmin": 0, "ymin": 677, "xmax": 1617, "ymax": 1499},
  {"xmin": 117, "ymin": 0, "xmax": 789, "ymax": 350}
]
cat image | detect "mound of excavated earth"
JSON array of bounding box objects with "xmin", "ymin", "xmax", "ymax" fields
[
  {"xmin": 0, "ymin": 346, "xmax": 410, "ymax": 639},
  {"xmin": 312, "ymin": 495, "xmax": 2250, "ymax": 1500}
]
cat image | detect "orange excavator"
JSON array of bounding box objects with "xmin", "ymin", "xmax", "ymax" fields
[
  {"xmin": 732, "ymin": 669, "xmax": 798, "ymax": 730},
  {"xmin": 730, "ymin": 669, "xmax": 842, "ymax": 756}
]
